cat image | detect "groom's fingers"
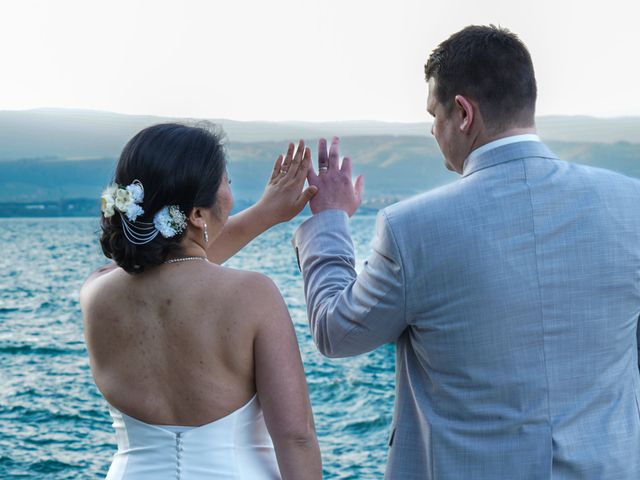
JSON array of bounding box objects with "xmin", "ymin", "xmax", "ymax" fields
[
  {"xmin": 317, "ymin": 138, "xmax": 328, "ymax": 171},
  {"xmin": 340, "ymin": 156, "xmax": 352, "ymax": 177},
  {"xmin": 328, "ymin": 136, "xmax": 340, "ymax": 170},
  {"xmin": 354, "ymin": 175, "xmax": 365, "ymax": 203},
  {"xmin": 307, "ymin": 161, "xmax": 319, "ymax": 185},
  {"xmin": 270, "ymin": 154, "xmax": 284, "ymax": 181}
]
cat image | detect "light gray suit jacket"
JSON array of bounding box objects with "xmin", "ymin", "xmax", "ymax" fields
[{"xmin": 293, "ymin": 141, "xmax": 640, "ymax": 479}]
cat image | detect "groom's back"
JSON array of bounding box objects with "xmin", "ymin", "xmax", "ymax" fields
[{"xmin": 384, "ymin": 150, "xmax": 640, "ymax": 479}]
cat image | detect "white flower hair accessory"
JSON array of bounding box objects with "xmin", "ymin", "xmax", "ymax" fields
[
  {"xmin": 101, "ymin": 180, "xmax": 145, "ymax": 222},
  {"xmin": 153, "ymin": 205, "xmax": 187, "ymax": 238},
  {"xmin": 100, "ymin": 179, "xmax": 188, "ymax": 245}
]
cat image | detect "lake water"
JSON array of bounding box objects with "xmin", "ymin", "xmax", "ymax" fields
[{"xmin": 0, "ymin": 216, "xmax": 395, "ymax": 479}]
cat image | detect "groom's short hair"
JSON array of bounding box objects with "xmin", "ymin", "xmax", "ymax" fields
[{"xmin": 425, "ymin": 25, "xmax": 537, "ymax": 131}]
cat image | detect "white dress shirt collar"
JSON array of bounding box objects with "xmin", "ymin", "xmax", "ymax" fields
[{"xmin": 466, "ymin": 134, "xmax": 541, "ymax": 165}]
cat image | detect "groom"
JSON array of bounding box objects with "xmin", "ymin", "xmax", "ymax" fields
[{"xmin": 293, "ymin": 25, "xmax": 640, "ymax": 479}]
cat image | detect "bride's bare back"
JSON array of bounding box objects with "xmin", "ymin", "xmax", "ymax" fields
[{"xmin": 82, "ymin": 261, "xmax": 268, "ymax": 425}]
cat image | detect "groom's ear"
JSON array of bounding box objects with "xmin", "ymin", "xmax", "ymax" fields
[{"xmin": 454, "ymin": 95, "xmax": 475, "ymax": 133}]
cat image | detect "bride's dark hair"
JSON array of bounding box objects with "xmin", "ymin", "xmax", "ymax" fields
[{"xmin": 100, "ymin": 122, "xmax": 227, "ymax": 274}]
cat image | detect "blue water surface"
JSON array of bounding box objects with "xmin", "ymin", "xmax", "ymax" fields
[{"xmin": 0, "ymin": 216, "xmax": 395, "ymax": 479}]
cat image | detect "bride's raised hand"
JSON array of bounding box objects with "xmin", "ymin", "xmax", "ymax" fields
[{"xmin": 256, "ymin": 140, "xmax": 318, "ymax": 224}]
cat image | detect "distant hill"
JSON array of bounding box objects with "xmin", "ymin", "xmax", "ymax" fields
[
  {"xmin": 0, "ymin": 108, "xmax": 640, "ymax": 161},
  {"xmin": 2, "ymin": 136, "xmax": 639, "ymax": 209},
  {"xmin": 0, "ymin": 136, "xmax": 453, "ymax": 204},
  {"xmin": 1, "ymin": 108, "xmax": 638, "ymax": 216}
]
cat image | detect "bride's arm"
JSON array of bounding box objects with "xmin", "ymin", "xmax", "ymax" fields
[
  {"xmin": 206, "ymin": 141, "xmax": 317, "ymax": 264},
  {"xmin": 251, "ymin": 274, "xmax": 322, "ymax": 480}
]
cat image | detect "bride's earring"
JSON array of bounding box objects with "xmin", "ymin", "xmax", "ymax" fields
[{"xmin": 204, "ymin": 223, "xmax": 209, "ymax": 244}]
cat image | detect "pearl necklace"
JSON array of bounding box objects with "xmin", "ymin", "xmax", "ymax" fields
[{"xmin": 163, "ymin": 256, "xmax": 209, "ymax": 264}]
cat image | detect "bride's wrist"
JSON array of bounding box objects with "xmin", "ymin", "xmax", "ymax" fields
[{"xmin": 251, "ymin": 199, "xmax": 281, "ymax": 230}]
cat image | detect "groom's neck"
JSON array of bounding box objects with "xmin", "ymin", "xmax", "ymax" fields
[{"xmin": 473, "ymin": 125, "xmax": 538, "ymax": 152}]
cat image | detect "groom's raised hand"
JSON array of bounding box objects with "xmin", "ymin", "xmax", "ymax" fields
[{"xmin": 307, "ymin": 137, "xmax": 364, "ymax": 216}]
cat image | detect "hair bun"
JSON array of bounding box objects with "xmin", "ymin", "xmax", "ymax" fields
[{"xmin": 99, "ymin": 122, "xmax": 227, "ymax": 274}]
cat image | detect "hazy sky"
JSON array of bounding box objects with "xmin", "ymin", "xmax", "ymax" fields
[{"xmin": 1, "ymin": 0, "xmax": 638, "ymax": 122}]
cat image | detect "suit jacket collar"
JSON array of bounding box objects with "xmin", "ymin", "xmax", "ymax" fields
[{"xmin": 462, "ymin": 141, "xmax": 559, "ymax": 178}]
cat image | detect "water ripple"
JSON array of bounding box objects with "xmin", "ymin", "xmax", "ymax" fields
[{"xmin": 0, "ymin": 344, "xmax": 83, "ymax": 356}]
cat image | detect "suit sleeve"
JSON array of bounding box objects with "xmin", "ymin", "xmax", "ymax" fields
[{"xmin": 292, "ymin": 209, "xmax": 407, "ymax": 358}]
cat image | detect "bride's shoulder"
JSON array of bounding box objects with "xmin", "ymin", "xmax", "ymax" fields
[
  {"xmin": 80, "ymin": 263, "xmax": 124, "ymax": 306},
  {"xmin": 212, "ymin": 267, "xmax": 283, "ymax": 309}
]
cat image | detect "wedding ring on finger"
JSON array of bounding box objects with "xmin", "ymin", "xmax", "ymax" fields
[
  {"xmin": 281, "ymin": 169, "xmax": 288, "ymax": 175},
  {"xmin": 319, "ymin": 166, "xmax": 328, "ymax": 174}
]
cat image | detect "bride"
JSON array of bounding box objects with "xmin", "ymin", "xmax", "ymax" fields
[{"xmin": 80, "ymin": 123, "xmax": 322, "ymax": 479}]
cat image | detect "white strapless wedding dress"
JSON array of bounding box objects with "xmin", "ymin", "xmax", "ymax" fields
[{"xmin": 105, "ymin": 394, "xmax": 281, "ymax": 479}]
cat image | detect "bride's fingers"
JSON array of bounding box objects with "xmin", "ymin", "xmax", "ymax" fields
[
  {"xmin": 288, "ymin": 140, "xmax": 305, "ymax": 177},
  {"xmin": 270, "ymin": 154, "xmax": 284, "ymax": 181},
  {"xmin": 281, "ymin": 142, "xmax": 295, "ymax": 173},
  {"xmin": 294, "ymin": 147, "xmax": 311, "ymax": 179},
  {"xmin": 295, "ymin": 185, "xmax": 318, "ymax": 210}
]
